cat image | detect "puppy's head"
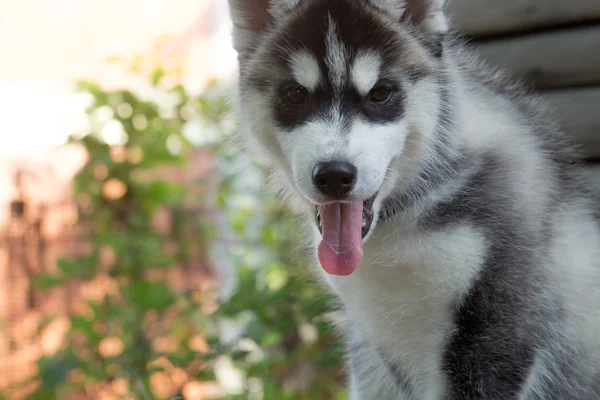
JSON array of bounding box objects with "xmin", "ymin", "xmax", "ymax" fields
[{"xmin": 228, "ymin": 0, "xmax": 451, "ymax": 275}]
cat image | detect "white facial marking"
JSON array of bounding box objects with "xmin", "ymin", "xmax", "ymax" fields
[
  {"xmin": 351, "ymin": 52, "xmax": 382, "ymax": 95},
  {"xmin": 278, "ymin": 106, "xmax": 408, "ymax": 203},
  {"xmin": 325, "ymin": 13, "xmax": 347, "ymax": 88},
  {"xmin": 290, "ymin": 51, "xmax": 321, "ymax": 91}
]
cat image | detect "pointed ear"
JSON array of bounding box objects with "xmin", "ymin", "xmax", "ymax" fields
[
  {"xmin": 403, "ymin": 0, "xmax": 448, "ymax": 35},
  {"xmin": 368, "ymin": 0, "xmax": 448, "ymax": 35},
  {"xmin": 227, "ymin": 0, "xmax": 301, "ymax": 54},
  {"xmin": 227, "ymin": 0, "xmax": 273, "ymax": 53}
]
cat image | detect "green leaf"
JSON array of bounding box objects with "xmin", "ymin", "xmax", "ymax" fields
[
  {"xmin": 245, "ymin": 319, "xmax": 266, "ymax": 343},
  {"xmin": 24, "ymin": 387, "xmax": 58, "ymax": 400},
  {"xmin": 37, "ymin": 354, "xmax": 81, "ymax": 390},
  {"xmin": 146, "ymin": 255, "xmax": 173, "ymax": 269},
  {"xmin": 123, "ymin": 281, "xmax": 174, "ymax": 312},
  {"xmin": 151, "ymin": 68, "xmax": 166, "ymax": 86},
  {"xmin": 33, "ymin": 274, "xmax": 64, "ymax": 289},
  {"xmin": 70, "ymin": 315, "xmax": 94, "ymax": 338}
]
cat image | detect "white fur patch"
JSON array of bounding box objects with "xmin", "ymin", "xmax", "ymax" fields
[
  {"xmin": 325, "ymin": 14, "xmax": 347, "ymax": 88},
  {"xmin": 277, "ymin": 110, "xmax": 407, "ymax": 205},
  {"xmin": 351, "ymin": 52, "xmax": 382, "ymax": 95},
  {"xmin": 424, "ymin": 12, "xmax": 449, "ymax": 35},
  {"xmin": 324, "ymin": 223, "xmax": 488, "ymax": 398},
  {"xmin": 290, "ymin": 51, "xmax": 321, "ymax": 91}
]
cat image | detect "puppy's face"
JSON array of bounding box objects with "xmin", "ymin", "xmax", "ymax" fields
[{"xmin": 230, "ymin": 0, "xmax": 449, "ymax": 274}]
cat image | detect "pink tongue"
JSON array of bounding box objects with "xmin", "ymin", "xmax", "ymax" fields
[{"xmin": 317, "ymin": 201, "xmax": 364, "ymax": 276}]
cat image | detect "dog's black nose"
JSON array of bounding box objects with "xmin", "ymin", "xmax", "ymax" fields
[{"xmin": 312, "ymin": 161, "xmax": 357, "ymax": 197}]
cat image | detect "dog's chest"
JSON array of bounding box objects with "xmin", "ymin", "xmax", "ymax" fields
[{"xmin": 321, "ymin": 223, "xmax": 488, "ymax": 397}]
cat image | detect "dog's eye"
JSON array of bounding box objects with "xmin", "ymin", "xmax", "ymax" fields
[
  {"xmin": 284, "ymin": 85, "xmax": 308, "ymax": 105},
  {"xmin": 369, "ymin": 85, "xmax": 392, "ymax": 103}
]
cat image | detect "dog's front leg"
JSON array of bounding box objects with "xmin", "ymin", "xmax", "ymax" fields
[
  {"xmin": 346, "ymin": 336, "xmax": 411, "ymax": 400},
  {"xmin": 442, "ymin": 284, "xmax": 541, "ymax": 399}
]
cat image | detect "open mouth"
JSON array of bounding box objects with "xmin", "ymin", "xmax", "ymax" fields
[
  {"xmin": 315, "ymin": 192, "xmax": 377, "ymax": 239},
  {"xmin": 314, "ymin": 192, "xmax": 378, "ymax": 277}
]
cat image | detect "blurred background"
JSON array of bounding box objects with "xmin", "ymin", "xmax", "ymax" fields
[{"xmin": 0, "ymin": 0, "xmax": 598, "ymax": 399}]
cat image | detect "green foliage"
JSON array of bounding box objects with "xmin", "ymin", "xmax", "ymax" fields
[
  {"xmin": 23, "ymin": 70, "xmax": 346, "ymax": 399},
  {"xmin": 208, "ymin": 178, "xmax": 345, "ymax": 399}
]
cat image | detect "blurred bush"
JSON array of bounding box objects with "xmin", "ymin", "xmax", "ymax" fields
[{"xmin": 22, "ymin": 69, "xmax": 346, "ymax": 400}]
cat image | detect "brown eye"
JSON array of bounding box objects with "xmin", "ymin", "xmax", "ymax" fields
[
  {"xmin": 284, "ymin": 85, "xmax": 308, "ymax": 105},
  {"xmin": 369, "ymin": 85, "xmax": 392, "ymax": 103}
]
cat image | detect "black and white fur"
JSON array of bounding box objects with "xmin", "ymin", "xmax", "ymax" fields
[{"xmin": 226, "ymin": 0, "xmax": 600, "ymax": 398}]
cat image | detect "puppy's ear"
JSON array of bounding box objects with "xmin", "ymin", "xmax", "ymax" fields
[
  {"xmin": 368, "ymin": 0, "xmax": 449, "ymax": 35},
  {"xmin": 227, "ymin": 0, "xmax": 301, "ymax": 54},
  {"xmin": 403, "ymin": 0, "xmax": 448, "ymax": 35},
  {"xmin": 227, "ymin": 0, "xmax": 272, "ymax": 53}
]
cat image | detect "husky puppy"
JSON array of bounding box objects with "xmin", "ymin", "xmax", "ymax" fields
[{"xmin": 225, "ymin": 0, "xmax": 600, "ymax": 398}]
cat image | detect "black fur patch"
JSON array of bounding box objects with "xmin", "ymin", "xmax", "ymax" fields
[
  {"xmin": 248, "ymin": 0, "xmax": 437, "ymax": 130},
  {"xmin": 271, "ymin": 0, "xmax": 406, "ymax": 70},
  {"xmin": 419, "ymin": 154, "xmax": 559, "ymax": 398},
  {"xmin": 443, "ymin": 253, "xmax": 540, "ymax": 399},
  {"xmin": 273, "ymin": 80, "xmax": 406, "ymax": 130}
]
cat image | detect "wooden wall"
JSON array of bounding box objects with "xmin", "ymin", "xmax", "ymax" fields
[{"xmin": 449, "ymin": 0, "xmax": 600, "ymax": 159}]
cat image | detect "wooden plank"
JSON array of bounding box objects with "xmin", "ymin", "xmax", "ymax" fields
[
  {"xmin": 541, "ymin": 88, "xmax": 600, "ymax": 158},
  {"xmin": 449, "ymin": 0, "xmax": 600, "ymax": 37},
  {"xmin": 474, "ymin": 26, "xmax": 600, "ymax": 89}
]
